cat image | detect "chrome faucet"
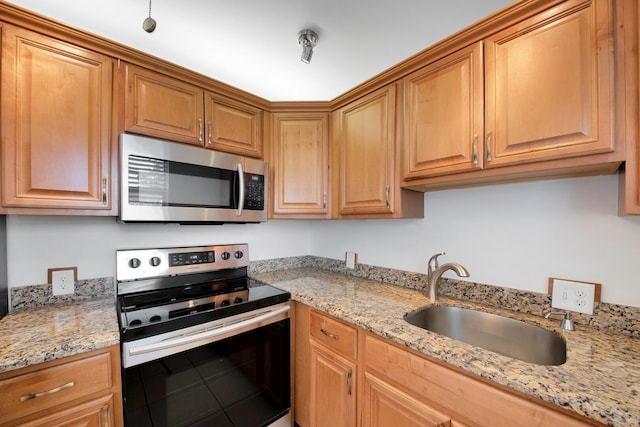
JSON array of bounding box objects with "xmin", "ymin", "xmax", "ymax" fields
[{"xmin": 426, "ymin": 252, "xmax": 470, "ymax": 301}]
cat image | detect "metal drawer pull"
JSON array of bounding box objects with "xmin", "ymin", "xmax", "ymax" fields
[
  {"xmin": 207, "ymin": 121, "xmax": 212, "ymax": 145},
  {"xmin": 102, "ymin": 405, "xmax": 110, "ymax": 427},
  {"xmin": 486, "ymin": 131, "xmax": 493, "ymax": 162},
  {"xmin": 102, "ymin": 178, "xmax": 108, "ymax": 205},
  {"xmin": 347, "ymin": 369, "xmax": 352, "ymax": 396},
  {"xmin": 20, "ymin": 381, "xmax": 75, "ymax": 401},
  {"xmin": 472, "ymin": 134, "xmax": 478, "ymax": 165},
  {"xmin": 385, "ymin": 185, "xmax": 390, "ymax": 209},
  {"xmin": 320, "ymin": 328, "xmax": 338, "ymax": 340},
  {"xmin": 198, "ymin": 118, "xmax": 204, "ymax": 142}
]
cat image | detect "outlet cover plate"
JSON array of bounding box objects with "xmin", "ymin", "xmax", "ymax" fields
[
  {"xmin": 548, "ymin": 277, "xmax": 601, "ymax": 315},
  {"xmin": 49, "ymin": 267, "xmax": 77, "ymax": 296},
  {"xmin": 345, "ymin": 252, "xmax": 358, "ymax": 269}
]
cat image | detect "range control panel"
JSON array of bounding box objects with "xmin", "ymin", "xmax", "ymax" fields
[{"xmin": 116, "ymin": 244, "xmax": 249, "ymax": 282}]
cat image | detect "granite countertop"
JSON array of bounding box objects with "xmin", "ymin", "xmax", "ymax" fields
[
  {"xmin": 252, "ymin": 267, "xmax": 640, "ymax": 426},
  {"xmin": 0, "ymin": 298, "xmax": 120, "ymax": 374}
]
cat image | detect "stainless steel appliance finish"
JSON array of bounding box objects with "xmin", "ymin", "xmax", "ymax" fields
[
  {"xmin": 404, "ymin": 305, "xmax": 567, "ymax": 366},
  {"xmin": 119, "ymin": 133, "xmax": 268, "ymax": 224},
  {"xmin": 116, "ymin": 244, "xmax": 291, "ymax": 426}
]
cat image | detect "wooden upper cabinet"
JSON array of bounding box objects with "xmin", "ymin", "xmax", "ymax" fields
[
  {"xmin": 484, "ymin": 0, "xmax": 614, "ymax": 167},
  {"xmin": 124, "ymin": 63, "xmax": 264, "ymax": 158},
  {"xmin": 335, "ymin": 84, "xmax": 396, "ymax": 217},
  {"xmin": 205, "ymin": 92, "xmax": 263, "ymax": 158},
  {"xmin": 404, "ymin": 42, "xmax": 484, "ymax": 179},
  {"xmin": 1, "ymin": 24, "xmax": 114, "ymax": 211},
  {"xmin": 334, "ymin": 84, "xmax": 423, "ymax": 218},
  {"xmin": 271, "ymin": 112, "xmax": 330, "ymax": 218},
  {"xmin": 124, "ymin": 63, "xmax": 204, "ymax": 146}
]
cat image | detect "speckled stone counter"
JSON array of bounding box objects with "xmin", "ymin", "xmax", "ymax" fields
[
  {"xmin": 251, "ymin": 268, "xmax": 640, "ymax": 426},
  {"xmin": 0, "ymin": 298, "xmax": 120, "ymax": 373}
]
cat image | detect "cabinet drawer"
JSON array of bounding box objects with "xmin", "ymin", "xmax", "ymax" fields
[
  {"xmin": 310, "ymin": 310, "xmax": 357, "ymax": 359},
  {"xmin": 0, "ymin": 351, "xmax": 113, "ymax": 424}
]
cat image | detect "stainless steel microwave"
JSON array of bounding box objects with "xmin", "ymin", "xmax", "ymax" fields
[{"xmin": 118, "ymin": 134, "xmax": 267, "ymax": 224}]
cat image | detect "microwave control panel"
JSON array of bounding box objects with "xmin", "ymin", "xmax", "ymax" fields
[{"xmin": 245, "ymin": 173, "xmax": 265, "ymax": 210}]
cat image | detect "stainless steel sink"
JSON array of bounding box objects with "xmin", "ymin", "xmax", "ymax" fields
[{"xmin": 404, "ymin": 305, "xmax": 566, "ymax": 366}]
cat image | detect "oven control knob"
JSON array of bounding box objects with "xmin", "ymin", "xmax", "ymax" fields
[
  {"xmin": 234, "ymin": 251, "xmax": 244, "ymax": 259},
  {"xmin": 234, "ymin": 297, "xmax": 243, "ymax": 304},
  {"xmin": 220, "ymin": 300, "xmax": 230, "ymax": 307},
  {"xmin": 221, "ymin": 251, "xmax": 231, "ymax": 261},
  {"xmin": 150, "ymin": 256, "xmax": 161, "ymax": 267},
  {"xmin": 128, "ymin": 258, "xmax": 141, "ymax": 269},
  {"xmin": 129, "ymin": 319, "xmax": 142, "ymax": 327},
  {"xmin": 149, "ymin": 315, "xmax": 161, "ymax": 323}
]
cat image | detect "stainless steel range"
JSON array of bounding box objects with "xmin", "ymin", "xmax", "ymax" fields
[{"xmin": 116, "ymin": 244, "xmax": 291, "ymax": 427}]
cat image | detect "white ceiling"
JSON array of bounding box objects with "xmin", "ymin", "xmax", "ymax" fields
[{"xmin": 6, "ymin": 0, "xmax": 514, "ymax": 101}]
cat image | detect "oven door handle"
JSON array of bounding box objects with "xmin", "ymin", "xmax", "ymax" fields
[{"xmin": 127, "ymin": 305, "xmax": 290, "ymax": 357}]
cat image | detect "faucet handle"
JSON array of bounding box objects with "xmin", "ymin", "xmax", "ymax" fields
[{"xmin": 428, "ymin": 252, "xmax": 446, "ymax": 276}]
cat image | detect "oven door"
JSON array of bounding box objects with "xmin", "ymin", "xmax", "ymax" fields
[{"xmin": 122, "ymin": 303, "xmax": 290, "ymax": 427}]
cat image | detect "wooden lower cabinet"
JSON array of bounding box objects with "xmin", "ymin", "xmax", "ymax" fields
[
  {"xmin": 309, "ymin": 342, "xmax": 357, "ymax": 427},
  {"xmin": 363, "ymin": 372, "xmax": 451, "ymax": 427},
  {"xmin": 0, "ymin": 345, "xmax": 123, "ymax": 427},
  {"xmin": 363, "ymin": 334, "xmax": 597, "ymax": 427},
  {"xmin": 293, "ymin": 303, "xmax": 600, "ymax": 427}
]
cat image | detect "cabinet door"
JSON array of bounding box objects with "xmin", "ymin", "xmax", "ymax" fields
[
  {"xmin": 310, "ymin": 342, "xmax": 356, "ymax": 427},
  {"xmin": 271, "ymin": 112, "xmax": 330, "ymax": 218},
  {"xmin": 363, "ymin": 373, "xmax": 451, "ymax": 427},
  {"xmin": 205, "ymin": 92, "xmax": 263, "ymax": 158},
  {"xmin": 18, "ymin": 394, "xmax": 115, "ymax": 427},
  {"xmin": 404, "ymin": 42, "xmax": 484, "ymax": 179},
  {"xmin": 1, "ymin": 25, "xmax": 113, "ymax": 210},
  {"xmin": 335, "ymin": 85, "xmax": 396, "ymax": 216},
  {"xmin": 484, "ymin": 0, "xmax": 614, "ymax": 167},
  {"xmin": 124, "ymin": 63, "xmax": 205, "ymax": 146}
]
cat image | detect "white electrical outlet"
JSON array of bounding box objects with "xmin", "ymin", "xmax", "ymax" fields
[
  {"xmin": 550, "ymin": 278, "xmax": 599, "ymax": 315},
  {"xmin": 345, "ymin": 252, "xmax": 358, "ymax": 269},
  {"xmin": 50, "ymin": 268, "xmax": 76, "ymax": 296}
]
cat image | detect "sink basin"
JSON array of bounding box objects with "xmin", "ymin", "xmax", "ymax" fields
[{"xmin": 404, "ymin": 305, "xmax": 566, "ymax": 366}]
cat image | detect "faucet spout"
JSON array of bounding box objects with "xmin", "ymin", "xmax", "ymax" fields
[{"xmin": 426, "ymin": 259, "xmax": 469, "ymax": 302}]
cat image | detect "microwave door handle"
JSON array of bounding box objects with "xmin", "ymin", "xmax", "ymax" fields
[{"xmin": 236, "ymin": 163, "xmax": 245, "ymax": 216}]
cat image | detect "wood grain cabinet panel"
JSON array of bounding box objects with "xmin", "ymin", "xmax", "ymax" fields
[
  {"xmin": 0, "ymin": 345, "xmax": 123, "ymax": 427},
  {"xmin": 485, "ymin": 0, "xmax": 614, "ymax": 167},
  {"xmin": 335, "ymin": 85, "xmax": 395, "ymax": 216},
  {"xmin": 363, "ymin": 372, "xmax": 451, "ymax": 427},
  {"xmin": 309, "ymin": 342, "xmax": 357, "ymax": 427},
  {"xmin": 124, "ymin": 63, "xmax": 204, "ymax": 146},
  {"xmin": 403, "ymin": 0, "xmax": 618, "ymax": 185},
  {"xmin": 333, "ymin": 84, "xmax": 423, "ymax": 219},
  {"xmin": 404, "ymin": 42, "xmax": 484, "ymax": 179},
  {"xmin": 364, "ymin": 333, "xmax": 596, "ymax": 427},
  {"xmin": 270, "ymin": 112, "xmax": 330, "ymax": 218},
  {"xmin": 1, "ymin": 24, "xmax": 113, "ymax": 211},
  {"xmin": 124, "ymin": 63, "xmax": 264, "ymax": 158},
  {"xmin": 205, "ymin": 93, "xmax": 263, "ymax": 158}
]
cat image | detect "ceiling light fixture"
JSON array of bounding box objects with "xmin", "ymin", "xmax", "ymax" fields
[
  {"xmin": 142, "ymin": 0, "xmax": 157, "ymax": 33},
  {"xmin": 298, "ymin": 30, "xmax": 318, "ymax": 64}
]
